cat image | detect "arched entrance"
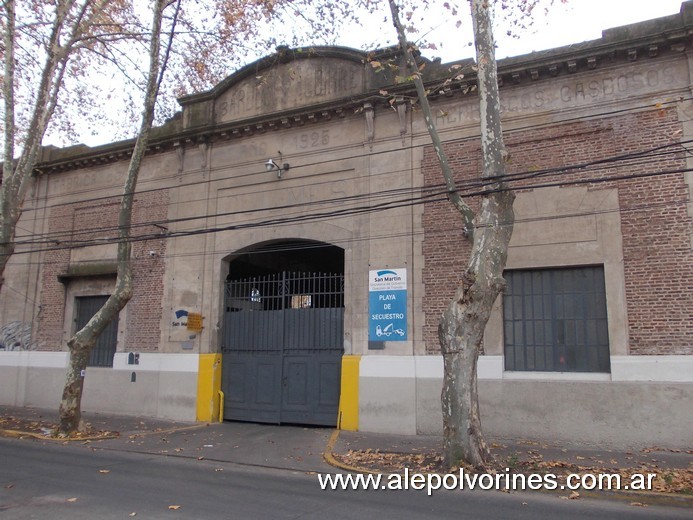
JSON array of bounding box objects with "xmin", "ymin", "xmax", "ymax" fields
[{"xmin": 222, "ymin": 240, "xmax": 344, "ymax": 426}]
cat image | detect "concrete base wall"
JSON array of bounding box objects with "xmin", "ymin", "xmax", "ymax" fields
[
  {"xmin": 0, "ymin": 352, "xmax": 198, "ymax": 421},
  {"xmin": 3, "ymin": 350, "xmax": 692, "ymax": 445},
  {"xmin": 359, "ymin": 357, "xmax": 417, "ymax": 434},
  {"xmin": 81, "ymin": 369, "xmax": 197, "ymax": 421},
  {"xmin": 361, "ymin": 355, "xmax": 693, "ymax": 449}
]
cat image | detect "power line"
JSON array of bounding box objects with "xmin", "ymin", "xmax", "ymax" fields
[
  {"xmin": 14, "ymin": 136, "xmax": 692, "ymax": 245},
  {"xmin": 9, "ymin": 162, "xmax": 692, "ymax": 255},
  {"xmin": 11, "ymin": 196, "xmax": 690, "ymax": 268},
  {"xmin": 21, "ymin": 96, "xmax": 692, "ymax": 217},
  {"xmin": 12, "ymin": 146, "xmax": 692, "ymax": 248}
]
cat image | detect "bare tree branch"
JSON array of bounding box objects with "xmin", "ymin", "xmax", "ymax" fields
[{"xmin": 388, "ymin": 0, "xmax": 475, "ymax": 238}]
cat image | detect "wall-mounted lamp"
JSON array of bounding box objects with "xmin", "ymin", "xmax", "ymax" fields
[{"xmin": 265, "ymin": 152, "xmax": 290, "ymax": 178}]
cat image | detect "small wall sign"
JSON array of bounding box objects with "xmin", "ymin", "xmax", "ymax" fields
[
  {"xmin": 368, "ymin": 268, "xmax": 407, "ymax": 342},
  {"xmin": 186, "ymin": 312, "xmax": 203, "ymax": 332}
]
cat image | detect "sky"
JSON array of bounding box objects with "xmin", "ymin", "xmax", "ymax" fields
[
  {"xmin": 335, "ymin": 0, "xmax": 688, "ymax": 63},
  {"xmin": 486, "ymin": 0, "xmax": 686, "ymax": 61}
]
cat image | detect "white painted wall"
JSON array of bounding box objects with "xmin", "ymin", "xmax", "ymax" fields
[
  {"xmin": 0, "ymin": 352, "xmax": 199, "ymax": 421},
  {"xmin": 359, "ymin": 354, "xmax": 693, "ymax": 448}
]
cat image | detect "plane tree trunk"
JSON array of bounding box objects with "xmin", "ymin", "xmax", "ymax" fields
[
  {"xmin": 388, "ymin": 0, "xmax": 514, "ymax": 469},
  {"xmin": 57, "ymin": 0, "xmax": 174, "ymax": 435}
]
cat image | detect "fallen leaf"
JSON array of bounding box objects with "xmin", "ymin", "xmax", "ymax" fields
[
  {"xmin": 630, "ymin": 502, "xmax": 648, "ymax": 507},
  {"xmin": 4, "ymin": 484, "xmax": 14, "ymax": 489},
  {"xmin": 129, "ymin": 513, "xmax": 137, "ymax": 517},
  {"xmin": 99, "ymin": 469, "xmax": 110, "ymax": 474},
  {"xmin": 569, "ymin": 491, "xmax": 580, "ymax": 500},
  {"xmin": 67, "ymin": 497, "xmax": 78, "ymax": 502},
  {"xmin": 168, "ymin": 505, "xmax": 181, "ymax": 510}
]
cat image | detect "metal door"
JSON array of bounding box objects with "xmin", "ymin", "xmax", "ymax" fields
[
  {"xmin": 222, "ymin": 272, "xmax": 344, "ymax": 426},
  {"xmin": 75, "ymin": 295, "xmax": 119, "ymax": 367}
]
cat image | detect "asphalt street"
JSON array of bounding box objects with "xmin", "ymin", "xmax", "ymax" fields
[{"xmin": 0, "ymin": 437, "xmax": 690, "ymax": 519}]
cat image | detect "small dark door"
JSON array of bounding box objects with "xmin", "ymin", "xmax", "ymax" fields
[
  {"xmin": 75, "ymin": 295, "xmax": 119, "ymax": 367},
  {"xmin": 222, "ymin": 272, "xmax": 344, "ymax": 426}
]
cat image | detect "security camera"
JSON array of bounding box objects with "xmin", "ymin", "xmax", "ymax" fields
[{"xmin": 148, "ymin": 251, "xmax": 157, "ymax": 257}]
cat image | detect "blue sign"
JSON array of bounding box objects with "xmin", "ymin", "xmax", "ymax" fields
[{"xmin": 369, "ymin": 268, "xmax": 407, "ymax": 342}]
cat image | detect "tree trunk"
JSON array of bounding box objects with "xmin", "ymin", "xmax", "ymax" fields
[
  {"xmin": 57, "ymin": 0, "xmax": 173, "ymax": 435},
  {"xmin": 439, "ymin": 0, "xmax": 515, "ymax": 469},
  {"xmin": 389, "ymin": 0, "xmax": 514, "ymax": 468},
  {"xmin": 439, "ymin": 191, "xmax": 514, "ymax": 468},
  {"xmin": 387, "ymin": 0, "xmax": 514, "ymax": 469},
  {"xmin": 0, "ymin": 219, "xmax": 17, "ymax": 293},
  {"xmin": 1, "ymin": 0, "xmax": 17, "ymax": 292},
  {"xmin": 58, "ymin": 338, "xmax": 92, "ymax": 433}
]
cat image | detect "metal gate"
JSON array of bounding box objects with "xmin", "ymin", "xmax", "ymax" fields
[{"xmin": 222, "ymin": 272, "xmax": 344, "ymax": 426}]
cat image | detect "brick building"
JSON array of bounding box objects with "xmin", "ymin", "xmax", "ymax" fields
[{"xmin": 0, "ymin": 4, "xmax": 691, "ymax": 447}]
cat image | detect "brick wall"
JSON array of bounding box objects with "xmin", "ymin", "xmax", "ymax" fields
[
  {"xmin": 36, "ymin": 189, "xmax": 169, "ymax": 352},
  {"xmin": 36, "ymin": 204, "xmax": 72, "ymax": 350},
  {"xmin": 422, "ymin": 108, "xmax": 692, "ymax": 356},
  {"xmin": 126, "ymin": 189, "xmax": 169, "ymax": 351}
]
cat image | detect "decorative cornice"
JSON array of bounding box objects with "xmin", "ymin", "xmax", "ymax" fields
[{"xmin": 33, "ymin": 3, "xmax": 692, "ymax": 175}]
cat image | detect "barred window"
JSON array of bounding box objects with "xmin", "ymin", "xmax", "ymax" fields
[{"xmin": 503, "ymin": 267, "xmax": 610, "ymax": 373}]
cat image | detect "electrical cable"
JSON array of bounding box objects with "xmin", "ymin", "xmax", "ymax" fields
[
  {"xmin": 14, "ymin": 136, "xmax": 692, "ymax": 245},
  {"xmin": 20, "ymin": 95, "xmax": 693, "ymax": 215},
  {"xmin": 8, "ymin": 162, "xmax": 692, "ymax": 255}
]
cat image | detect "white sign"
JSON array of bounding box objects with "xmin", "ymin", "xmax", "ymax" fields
[{"xmin": 369, "ymin": 268, "xmax": 407, "ymax": 292}]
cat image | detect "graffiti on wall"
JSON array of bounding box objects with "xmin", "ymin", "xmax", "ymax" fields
[{"xmin": 0, "ymin": 321, "xmax": 39, "ymax": 351}]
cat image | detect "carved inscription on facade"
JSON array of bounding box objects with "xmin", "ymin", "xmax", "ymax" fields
[
  {"xmin": 226, "ymin": 129, "xmax": 333, "ymax": 162},
  {"xmin": 434, "ymin": 63, "xmax": 682, "ymax": 129},
  {"xmin": 293, "ymin": 130, "xmax": 330, "ymax": 150},
  {"xmin": 215, "ymin": 60, "xmax": 363, "ymax": 123}
]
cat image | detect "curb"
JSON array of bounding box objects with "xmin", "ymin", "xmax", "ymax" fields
[
  {"xmin": 573, "ymin": 488, "xmax": 692, "ymax": 508},
  {"xmin": 323, "ymin": 429, "xmax": 380, "ymax": 475},
  {"xmin": 0, "ymin": 423, "xmax": 207, "ymax": 443},
  {"xmin": 322, "ymin": 430, "xmax": 693, "ymax": 508},
  {"xmin": 0, "ymin": 428, "xmax": 120, "ymax": 442},
  {"xmin": 124, "ymin": 423, "xmax": 210, "ymax": 438}
]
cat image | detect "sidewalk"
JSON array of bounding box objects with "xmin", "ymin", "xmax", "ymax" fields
[
  {"xmin": 0, "ymin": 405, "xmax": 334, "ymax": 473},
  {"xmin": 1, "ymin": 405, "xmax": 691, "ymax": 507},
  {"xmin": 333, "ymin": 429, "xmax": 692, "ymax": 473},
  {"xmin": 329, "ymin": 430, "xmax": 692, "ymax": 507}
]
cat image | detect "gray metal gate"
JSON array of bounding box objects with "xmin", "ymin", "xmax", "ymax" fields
[{"xmin": 222, "ymin": 272, "xmax": 344, "ymax": 426}]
